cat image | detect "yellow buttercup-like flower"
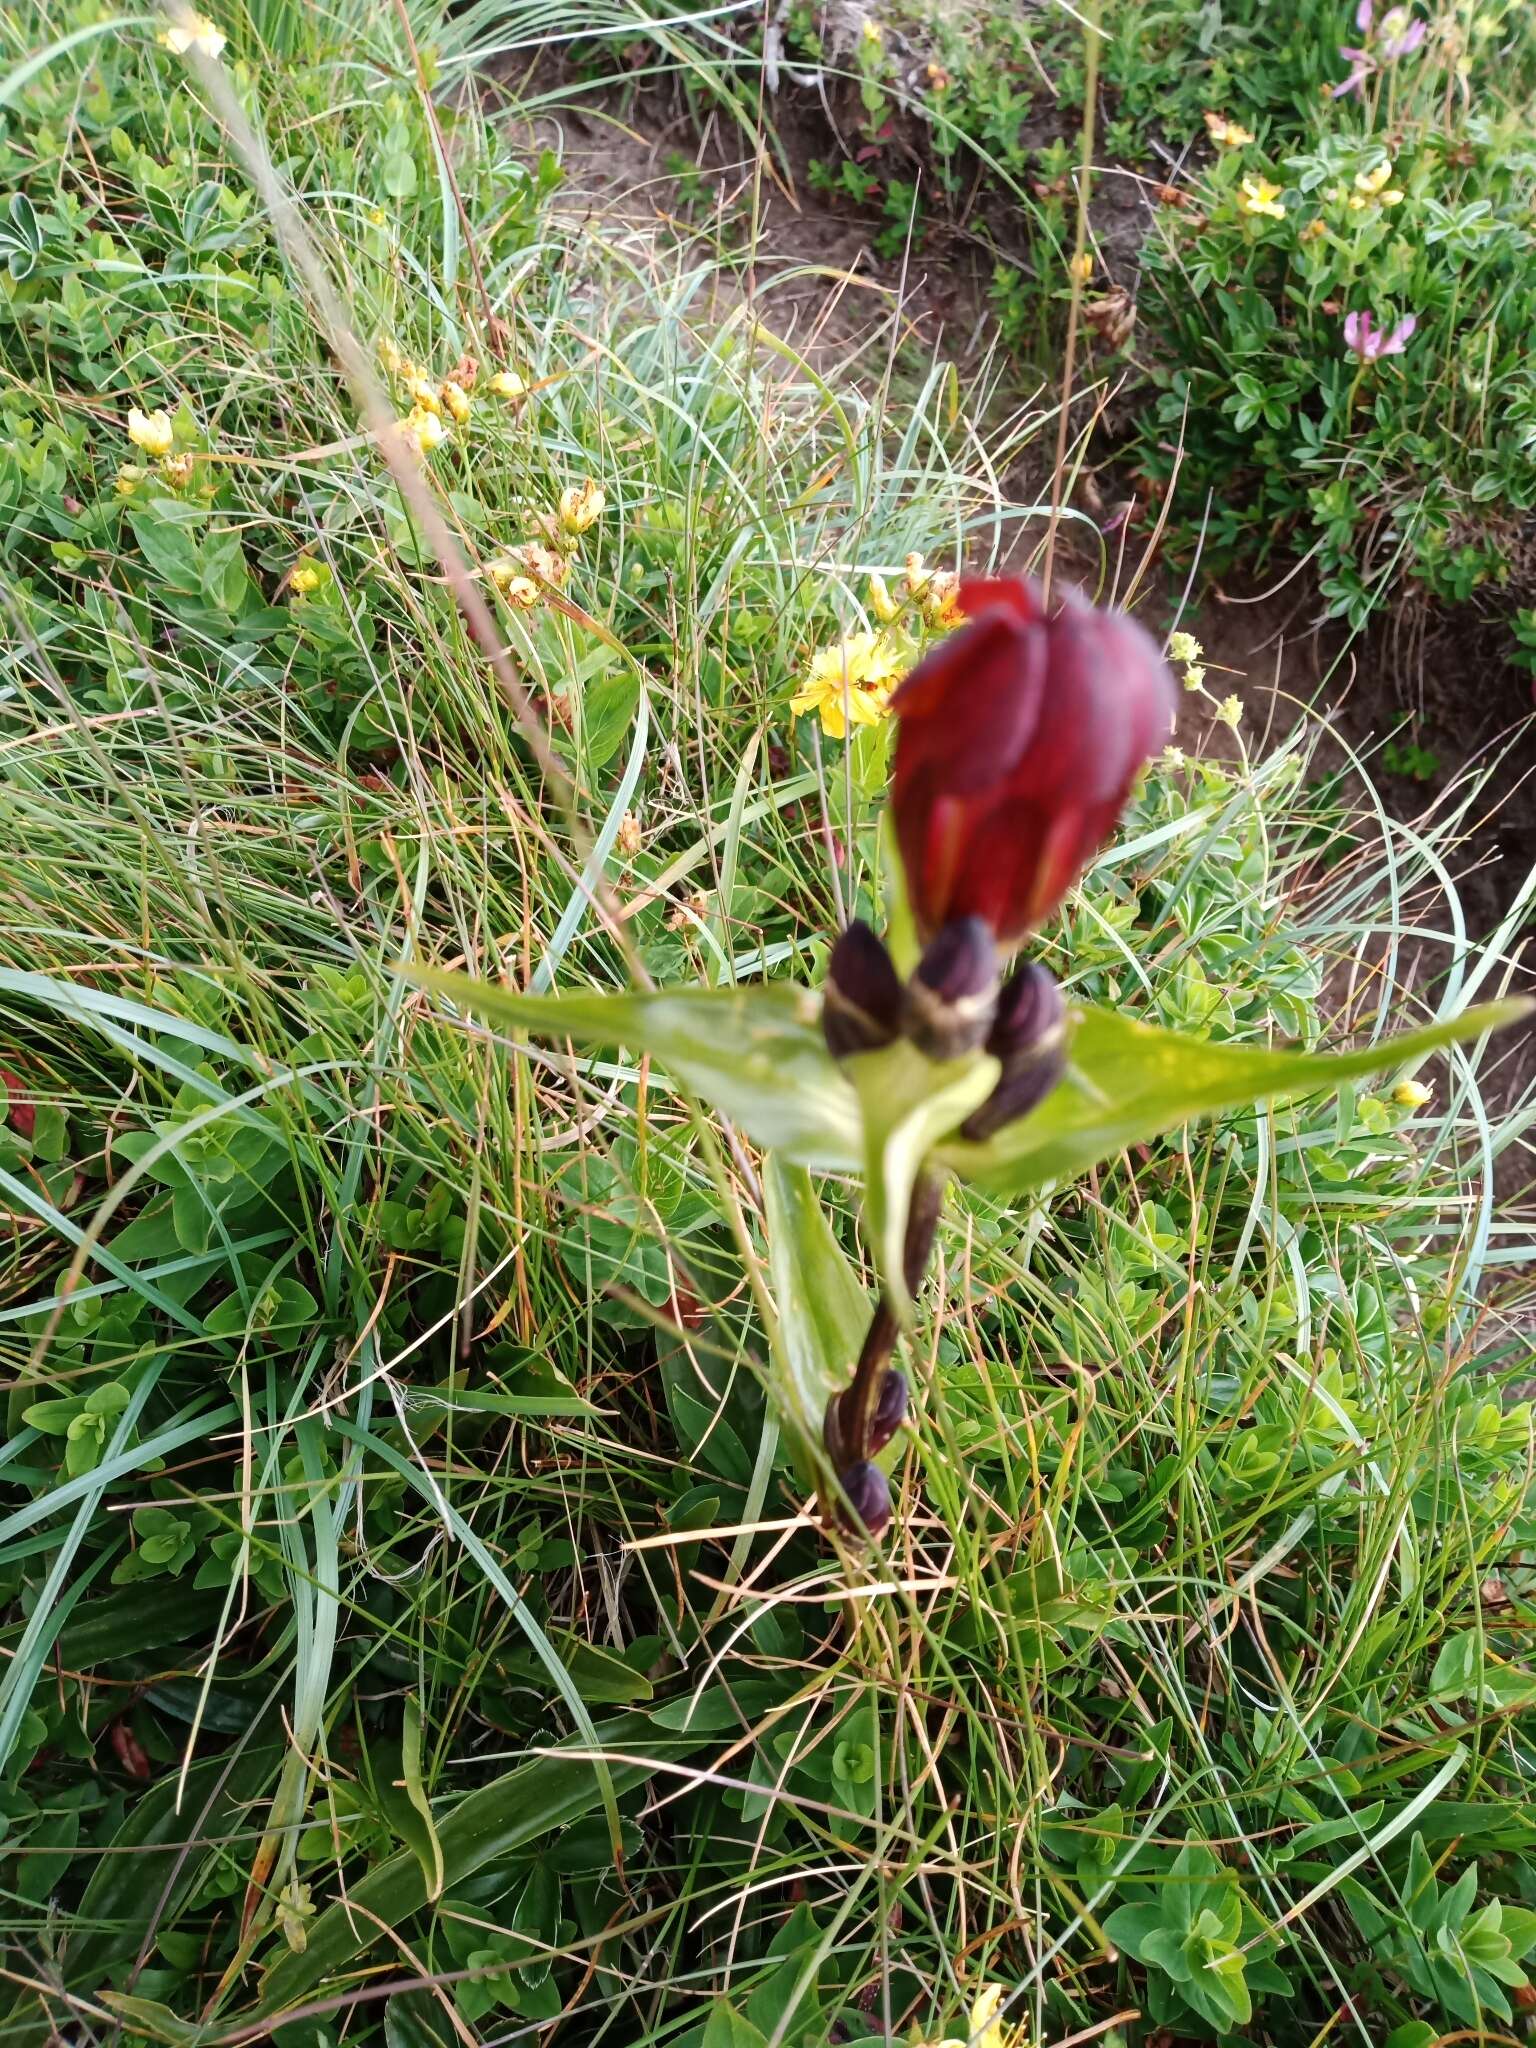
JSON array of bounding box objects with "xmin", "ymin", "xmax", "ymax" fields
[
  {"xmin": 1237, "ymin": 175, "xmax": 1286, "ymax": 220},
  {"xmin": 1355, "ymin": 159, "xmax": 1396, "ymax": 195},
  {"xmin": 158, "ymin": 11, "xmax": 227, "ymax": 57},
  {"xmin": 290, "ymin": 562, "xmax": 323, "ymax": 596},
  {"xmin": 790, "ymin": 629, "xmax": 906, "ymax": 740},
  {"xmin": 127, "ymin": 407, "xmax": 175, "ymax": 458},
  {"xmin": 1204, "ymin": 111, "xmax": 1256, "ymax": 148},
  {"xmin": 558, "ymin": 479, "xmax": 606, "ymax": 534}
]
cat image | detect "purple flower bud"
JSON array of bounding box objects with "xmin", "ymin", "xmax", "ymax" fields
[
  {"xmin": 822, "ymin": 920, "xmax": 904, "ymax": 1058},
  {"xmin": 867, "ymin": 1369, "xmax": 909, "ymax": 1455},
  {"xmin": 961, "ymin": 961, "xmax": 1068, "ymax": 1140},
  {"xmin": 836, "ymin": 1460, "xmax": 892, "ymax": 1539},
  {"xmin": 902, "ymin": 916, "xmax": 1000, "ymax": 1059}
]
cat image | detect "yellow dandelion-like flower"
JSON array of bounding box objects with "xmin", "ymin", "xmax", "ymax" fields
[
  {"xmin": 158, "ymin": 11, "xmax": 227, "ymax": 58},
  {"xmin": 1204, "ymin": 111, "xmax": 1255, "ymax": 148},
  {"xmin": 127, "ymin": 406, "xmax": 175, "ymax": 458},
  {"xmin": 1237, "ymin": 175, "xmax": 1286, "ymax": 220},
  {"xmin": 558, "ymin": 479, "xmax": 606, "ymax": 534},
  {"xmin": 488, "ymin": 370, "xmax": 528, "ymax": 400},
  {"xmin": 440, "ymin": 382, "xmax": 472, "ymax": 424}
]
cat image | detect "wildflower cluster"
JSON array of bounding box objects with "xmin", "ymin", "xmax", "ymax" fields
[
  {"xmin": 118, "ymin": 405, "xmax": 206, "ymax": 496},
  {"xmin": 790, "ymin": 553, "xmax": 963, "ymax": 740}
]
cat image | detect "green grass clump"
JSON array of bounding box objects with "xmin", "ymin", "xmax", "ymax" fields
[{"xmin": 2, "ymin": 5, "xmax": 1536, "ymax": 2047}]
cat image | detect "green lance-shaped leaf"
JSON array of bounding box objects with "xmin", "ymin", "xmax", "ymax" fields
[
  {"xmin": 253, "ymin": 1714, "xmax": 704, "ymax": 2018},
  {"xmin": 935, "ymin": 998, "xmax": 1531, "ymax": 1196},
  {"xmin": 409, "ymin": 972, "xmax": 859, "ymax": 1171}
]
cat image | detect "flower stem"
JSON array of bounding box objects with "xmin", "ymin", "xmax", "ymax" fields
[{"xmin": 837, "ymin": 1173, "xmax": 943, "ymax": 1461}]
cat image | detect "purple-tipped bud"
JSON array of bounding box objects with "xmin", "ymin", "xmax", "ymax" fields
[
  {"xmin": 902, "ymin": 916, "xmax": 1000, "ymax": 1060},
  {"xmin": 867, "ymin": 1369, "xmax": 908, "ymax": 1455},
  {"xmin": 836, "ymin": 1460, "xmax": 892, "ymax": 1540},
  {"xmin": 826, "ymin": 1368, "xmax": 908, "ymax": 1467},
  {"xmin": 961, "ymin": 960, "xmax": 1068, "ymax": 1141},
  {"xmin": 822, "ymin": 921, "xmax": 904, "ymax": 1059}
]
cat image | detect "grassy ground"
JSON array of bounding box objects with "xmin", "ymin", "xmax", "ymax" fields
[{"xmin": 3, "ymin": 4, "xmax": 1536, "ymax": 2046}]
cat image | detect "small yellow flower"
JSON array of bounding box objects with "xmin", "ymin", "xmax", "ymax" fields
[
  {"xmin": 127, "ymin": 406, "xmax": 175, "ymax": 458},
  {"xmin": 1168, "ymin": 630, "xmax": 1202, "ymax": 665},
  {"xmin": 1393, "ymin": 1078, "xmax": 1433, "ymax": 1110},
  {"xmin": 115, "ymin": 464, "xmax": 148, "ymax": 497},
  {"xmin": 616, "ymin": 810, "xmax": 643, "ymax": 857},
  {"xmin": 369, "ymin": 206, "xmax": 387, "ymax": 228},
  {"xmin": 902, "ymin": 551, "xmax": 931, "ymax": 599},
  {"xmin": 1182, "ymin": 663, "xmax": 1207, "ymax": 692},
  {"xmin": 1068, "ymin": 250, "xmax": 1094, "ymax": 284},
  {"xmin": 1355, "ymin": 159, "xmax": 1396, "ymax": 196},
  {"xmin": 398, "ymin": 406, "xmax": 447, "ymax": 456},
  {"xmin": 558, "ymin": 479, "xmax": 605, "ymax": 534},
  {"xmin": 488, "ymin": 559, "xmax": 539, "ymax": 606},
  {"xmin": 867, "ymin": 572, "xmax": 901, "ymax": 623},
  {"xmin": 1216, "ymin": 692, "xmax": 1243, "ymax": 728},
  {"xmin": 440, "ymin": 381, "xmax": 472, "ymax": 424},
  {"xmin": 920, "ymin": 569, "xmax": 963, "ymax": 629},
  {"xmin": 158, "ymin": 11, "xmax": 227, "ymax": 58},
  {"xmin": 790, "ymin": 629, "xmax": 906, "ymax": 740},
  {"xmin": 1237, "ymin": 175, "xmax": 1286, "ymax": 220},
  {"xmin": 861, "ymin": 18, "xmax": 884, "ymax": 44},
  {"xmin": 488, "ymin": 370, "xmax": 528, "ymax": 400},
  {"xmin": 405, "ymin": 375, "xmax": 442, "ymax": 416},
  {"xmin": 933, "ymin": 1983, "xmax": 1025, "ymax": 2048},
  {"xmin": 290, "ymin": 562, "xmax": 323, "ymax": 596},
  {"xmin": 1204, "ymin": 111, "xmax": 1256, "ymax": 148}
]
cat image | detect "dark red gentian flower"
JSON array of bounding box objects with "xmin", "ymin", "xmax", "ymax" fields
[{"xmin": 889, "ymin": 577, "xmax": 1175, "ymax": 945}]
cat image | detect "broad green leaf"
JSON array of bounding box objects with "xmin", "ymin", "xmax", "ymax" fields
[
  {"xmin": 254, "ymin": 1714, "xmax": 705, "ymax": 2018},
  {"xmin": 410, "ymin": 972, "xmax": 859, "ymax": 1170},
  {"xmin": 764, "ymin": 1158, "xmax": 868, "ymax": 1471},
  {"xmin": 936, "ymin": 999, "xmax": 1531, "ymax": 1196}
]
